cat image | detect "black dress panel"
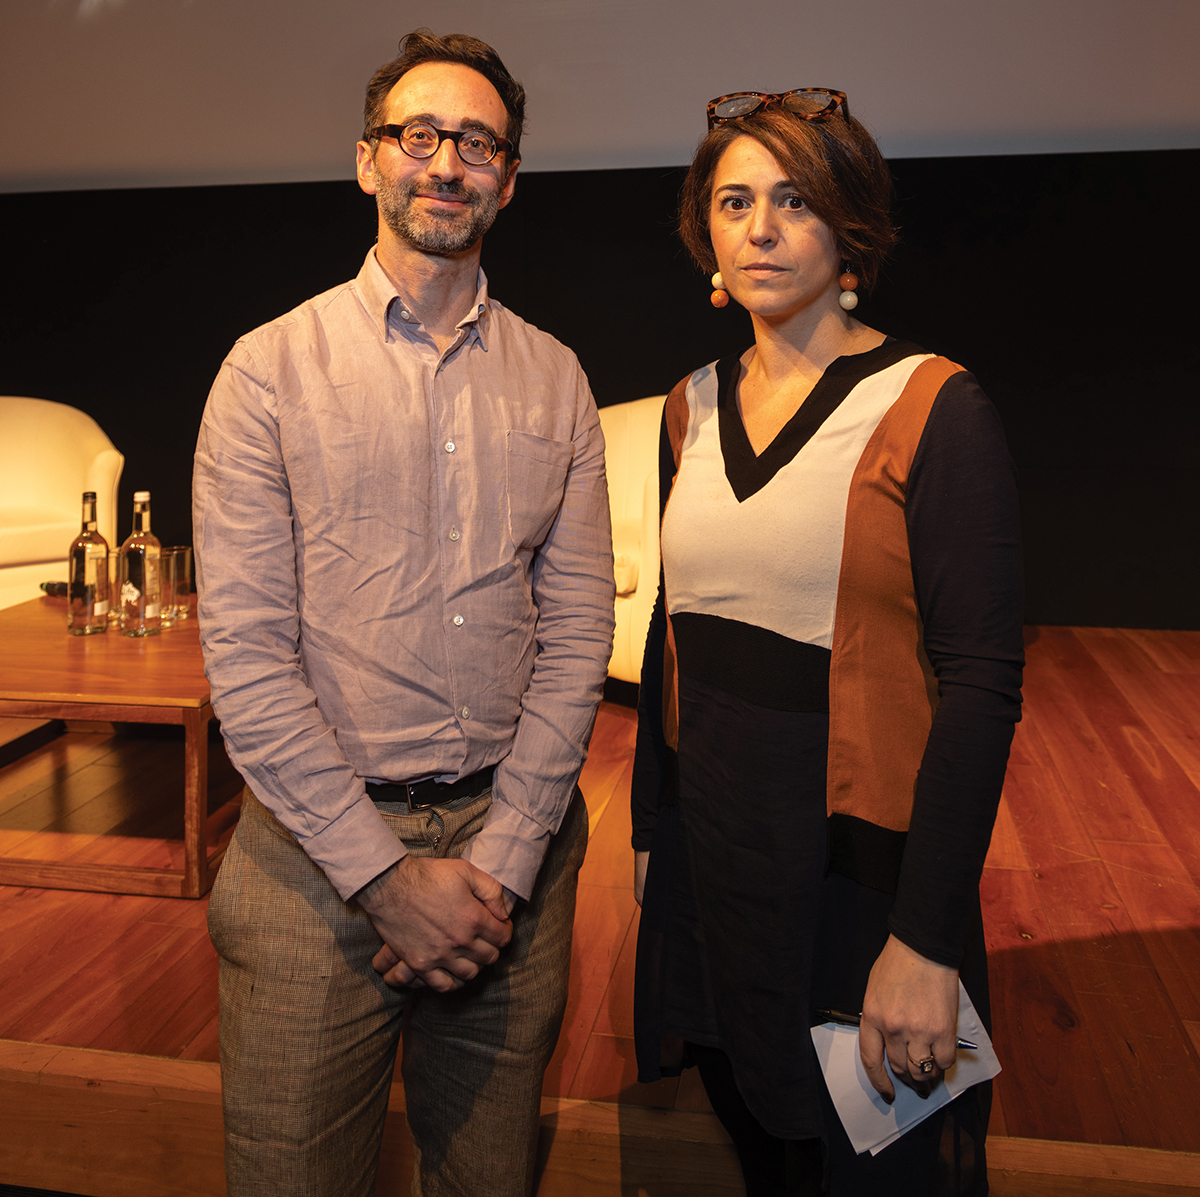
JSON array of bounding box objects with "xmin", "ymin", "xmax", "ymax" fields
[{"xmin": 664, "ymin": 671, "xmax": 831, "ymax": 1138}]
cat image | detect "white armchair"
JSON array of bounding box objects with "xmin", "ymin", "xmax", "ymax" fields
[
  {"xmin": 0, "ymin": 396, "xmax": 124, "ymax": 610},
  {"xmin": 598, "ymin": 394, "xmax": 666, "ymax": 684}
]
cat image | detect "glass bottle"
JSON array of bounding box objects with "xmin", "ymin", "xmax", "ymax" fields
[
  {"xmin": 117, "ymin": 490, "xmax": 162, "ymax": 637},
  {"xmin": 66, "ymin": 491, "xmax": 110, "ymax": 635}
]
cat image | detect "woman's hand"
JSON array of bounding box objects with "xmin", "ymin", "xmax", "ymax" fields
[
  {"xmin": 859, "ymin": 934, "xmax": 959, "ymax": 1103},
  {"xmin": 633, "ymin": 850, "xmax": 649, "ymax": 906}
]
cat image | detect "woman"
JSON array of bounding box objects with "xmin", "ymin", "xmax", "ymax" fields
[{"xmin": 631, "ymin": 88, "xmax": 1023, "ymax": 1196}]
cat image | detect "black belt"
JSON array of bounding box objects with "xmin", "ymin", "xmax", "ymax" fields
[{"xmin": 366, "ymin": 766, "xmax": 495, "ymax": 812}]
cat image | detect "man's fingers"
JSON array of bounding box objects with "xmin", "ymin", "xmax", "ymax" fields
[
  {"xmin": 480, "ymin": 894, "xmax": 512, "ymax": 925},
  {"xmin": 378, "ymin": 931, "xmax": 501, "ymax": 982},
  {"xmin": 381, "ymin": 960, "xmax": 421, "ymax": 988},
  {"xmin": 373, "ymin": 944, "xmax": 420, "ymax": 988},
  {"xmin": 464, "ymin": 872, "xmax": 514, "ymax": 944},
  {"xmin": 411, "ymin": 962, "xmax": 480, "ymax": 993},
  {"xmin": 471, "ymin": 937, "xmax": 502, "ymax": 968},
  {"xmin": 478, "ymin": 882, "xmax": 516, "ymax": 925},
  {"xmin": 378, "ymin": 956, "xmax": 482, "ymax": 992},
  {"xmin": 445, "ymin": 859, "xmax": 512, "ymax": 946},
  {"xmin": 362, "ymin": 855, "xmax": 515, "ymax": 984},
  {"xmin": 372, "ymin": 943, "xmax": 400, "ymax": 974},
  {"xmin": 377, "ymin": 937, "xmax": 497, "ymax": 991}
]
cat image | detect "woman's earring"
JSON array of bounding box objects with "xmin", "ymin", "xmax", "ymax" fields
[
  {"xmin": 711, "ymin": 271, "xmax": 730, "ymax": 309},
  {"xmin": 838, "ymin": 266, "xmax": 859, "ymax": 311}
]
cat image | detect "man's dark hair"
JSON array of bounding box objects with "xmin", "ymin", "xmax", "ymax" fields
[{"xmin": 363, "ymin": 29, "xmax": 526, "ymax": 165}]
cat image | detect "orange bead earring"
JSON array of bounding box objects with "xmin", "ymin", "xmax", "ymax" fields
[
  {"xmin": 838, "ymin": 266, "xmax": 859, "ymax": 311},
  {"xmin": 710, "ymin": 271, "xmax": 730, "ymax": 309}
]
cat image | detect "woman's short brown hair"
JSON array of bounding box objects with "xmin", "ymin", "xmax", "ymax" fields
[{"xmin": 679, "ymin": 105, "xmax": 897, "ymax": 290}]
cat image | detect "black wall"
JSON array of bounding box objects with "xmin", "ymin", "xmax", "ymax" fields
[{"xmin": 2, "ymin": 148, "xmax": 1196, "ymax": 627}]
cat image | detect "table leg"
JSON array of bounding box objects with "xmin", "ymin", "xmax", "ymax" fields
[{"xmin": 182, "ymin": 706, "xmax": 212, "ymax": 899}]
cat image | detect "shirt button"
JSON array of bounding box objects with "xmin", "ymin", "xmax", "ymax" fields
[
  {"xmin": 453, "ymin": 614, "xmax": 464, "ymax": 627},
  {"xmin": 461, "ymin": 706, "xmax": 470, "ymax": 720},
  {"xmin": 400, "ymin": 309, "xmax": 411, "ymax": 320},
  {"xmin": 448, "ymin": 528, "xmax": 460, "ymax": 542},
  {"xmin": 444, "ymin": 441, "xmax": 456, "ymax": 453}
]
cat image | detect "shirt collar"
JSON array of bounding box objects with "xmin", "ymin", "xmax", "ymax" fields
[{"xmin": 356, "ymin": 248, "xmax": 492, "ymax": 349}]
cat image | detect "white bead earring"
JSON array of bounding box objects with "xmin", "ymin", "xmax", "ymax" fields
[
  {"xmin": 711, "ymin": 271, "xmax": 729, "ymax": 309},
  {"xmin": 838, "ymin": 266, "xmax": 859, "ymax": 311}
]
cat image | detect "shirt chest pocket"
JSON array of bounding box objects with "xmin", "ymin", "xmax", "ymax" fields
[{"xmin": 506, "ymin": 430, "xmax": 574, "ymax": 550}]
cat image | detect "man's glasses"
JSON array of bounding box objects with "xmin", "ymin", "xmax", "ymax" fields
[
  {"xmin": 370, "ymin": 121, "xmax": 512, "ymax": 166},
  {"xmin": 706, "ymin": 89, "xmax": 849, "ymax": 130}
]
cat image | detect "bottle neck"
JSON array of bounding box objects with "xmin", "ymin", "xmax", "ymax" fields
[
  {"xmin": 133, "ymin": 505, "xmax": 151, "ymax": 534},
  {"xmin": 81, "ymin": 496, "xmax": 98, "ymax": 533}
]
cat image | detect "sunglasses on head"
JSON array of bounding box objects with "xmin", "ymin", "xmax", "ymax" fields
[{"xmin": 706, "ymin": 88, "xmax": 849, "ymax": 130}]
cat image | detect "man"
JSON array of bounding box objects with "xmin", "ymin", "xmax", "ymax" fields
[{"xmin": 193, "ymin": 30, "xmax": 615, "ymax": 1197}]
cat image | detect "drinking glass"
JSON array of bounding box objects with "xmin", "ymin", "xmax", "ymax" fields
[{"xmin": 161, "ymin": 545, "xmax": 193, "ymax": 622}]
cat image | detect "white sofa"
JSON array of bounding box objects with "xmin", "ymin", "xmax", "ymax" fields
[
  {"xmin": 597, "ymin": 394, "xmax": 666, "ymax": 684},
  {"xmin": 0, "ymin": 396, "xmax": 125, "ymax": 610}
]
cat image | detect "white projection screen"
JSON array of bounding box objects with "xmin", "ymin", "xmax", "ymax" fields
[{"xmin": 2, "ymin": 0, "xmax": 1199, "ymax": 193}]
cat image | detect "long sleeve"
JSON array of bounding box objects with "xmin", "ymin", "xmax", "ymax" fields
[
  {"xmin": 194, "ymin": 338, "xmax": 404, "ymax": 899},
  {"xmin": 887, "ymin": 372, "xmax": 1025, "ymax": 966}
]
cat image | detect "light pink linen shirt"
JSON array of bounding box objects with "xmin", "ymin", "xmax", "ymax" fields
[{"xmin": 194, "ymin": 248, "xmax": 614, "ymax": 901}]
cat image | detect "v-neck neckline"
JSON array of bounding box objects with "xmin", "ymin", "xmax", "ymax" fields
[{"xmin": 717, "ymin": 338, "xmax": 923, "ymax": 502}]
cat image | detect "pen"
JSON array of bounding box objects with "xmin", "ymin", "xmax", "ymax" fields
[{"xmin": 813, "ymin": 1009, "xmax": 977, "ymax": 1051}]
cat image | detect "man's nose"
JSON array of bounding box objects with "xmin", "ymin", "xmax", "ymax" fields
[{"xmin": 425, "ymin": 135, "xmax": 466, "ymax": 180}]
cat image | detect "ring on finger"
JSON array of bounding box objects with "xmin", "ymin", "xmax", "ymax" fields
[{"xmin": 908, "ymin": 1054, "xmax": 937, "ymax": 1075}]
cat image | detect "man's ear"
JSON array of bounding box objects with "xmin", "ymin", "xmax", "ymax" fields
[
  {"xmin": 356, "ymin": 141, "xmax": 377, "ymax": 196},
  {"xmin": 498, "ymin": 158, "xmax": 519, "ymax": 211}
]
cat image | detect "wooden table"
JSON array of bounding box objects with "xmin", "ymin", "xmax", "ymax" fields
[{"xmin": 0, "ymin": 595, "xmax": 230, "ymax": 897}]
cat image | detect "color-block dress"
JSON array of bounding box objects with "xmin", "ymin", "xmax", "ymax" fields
[{"xmin": 631, "ymin": 340, "xmax": 1024, "ymax": 1185}]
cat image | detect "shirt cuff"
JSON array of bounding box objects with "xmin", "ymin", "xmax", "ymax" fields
[
  {"xmin": 301, "ymin": 793, "xmax": 406, "ymax": 901},
  {"xmin": 461, "ymin": 803, "xmax": 553, "ymax": 901}
]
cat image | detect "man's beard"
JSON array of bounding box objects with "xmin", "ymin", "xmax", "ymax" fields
[{"xmin": 375, "ymin": 167, "xmax": 502, "ymax": 256}]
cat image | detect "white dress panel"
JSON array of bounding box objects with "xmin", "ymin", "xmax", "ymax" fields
[{"xmin": 661, "ymin": 353, "xmax": 933, "ymax": 649}]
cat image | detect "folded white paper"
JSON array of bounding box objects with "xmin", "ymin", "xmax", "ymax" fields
[{"xmin": 809, "ymin": 979, "xmax": 1001, "ymax": 1156}]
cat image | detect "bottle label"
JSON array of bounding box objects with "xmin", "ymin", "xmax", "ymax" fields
[{"xmin": 94, "ymin": 600, "xmax": 110, "ymax": 616}]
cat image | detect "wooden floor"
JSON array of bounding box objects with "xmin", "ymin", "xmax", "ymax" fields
[
  {"xmin": 1, "ymin": 625, "xmax": 1199, "ymax": 1194},
  {"xmin": 983, "ymin": 627, "xmax": 1200, "ymax": 1152}
]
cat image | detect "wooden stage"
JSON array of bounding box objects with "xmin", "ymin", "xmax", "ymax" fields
[{"xmin": 2, "ymin": 626, "xmax": 1199, "ymax": 1195}]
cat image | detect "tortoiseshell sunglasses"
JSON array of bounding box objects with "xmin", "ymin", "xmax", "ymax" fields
[{"xmin": 706, "ymin": 88, "xmax": 849, "ymax": 129}]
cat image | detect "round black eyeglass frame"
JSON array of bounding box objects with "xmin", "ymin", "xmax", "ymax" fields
[
  {"xmin": 706, "ymin": 88, "xmax": 849, "ymax": 130},
  {"xmin": 370, "ymin": 121, "xmax": 512, "ymax": 165}
]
